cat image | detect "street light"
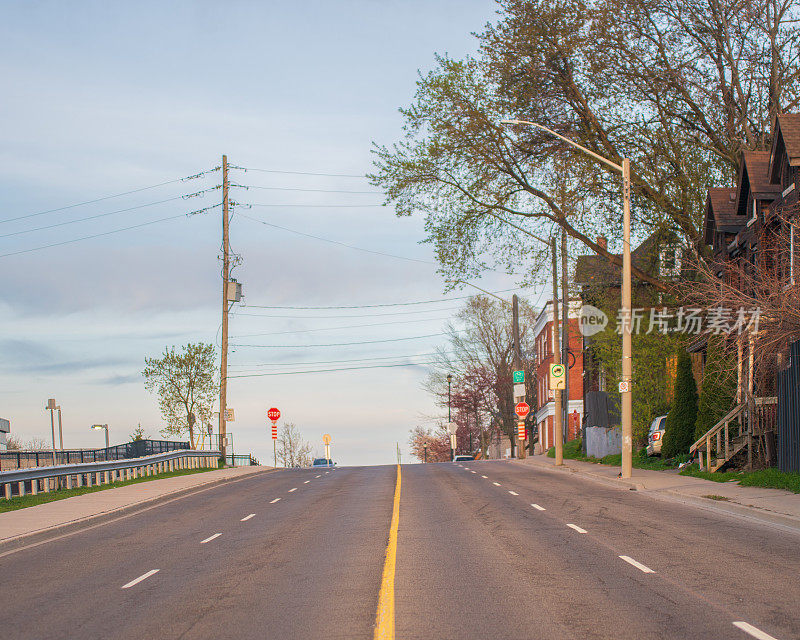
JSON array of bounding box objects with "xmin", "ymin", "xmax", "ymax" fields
[
  {"xmin": 46, "ymin": 398, "xmax": 58, "ymax": 466},
  {"xmin": 500, "ymin": 118, "xmax": 634, "ymax": 478},
  {"xmin": 91, "ymin": 424, "xmax": 109, "ymax": 449},
  {"xmin": 447, "ymin": 373, "xmax": 453, "ymax": 461},
  {"xmin": 423, "ymin": 441, "xmax": 428, "ymax": 463}
]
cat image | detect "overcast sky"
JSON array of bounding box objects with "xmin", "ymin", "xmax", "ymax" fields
[{"xmin": 0, "ymin": 0, "xmax": 538, "ymax": 466}]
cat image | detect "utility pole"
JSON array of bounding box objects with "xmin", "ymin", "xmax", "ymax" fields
[
  {"xmin": 512, "ymin": 294, "xmax": 525, "ymax": 459},
  {"xmin": 447, "ymin": 373, "xmax": 454, "ymax": 461},
  {"xmin": 561, "ymin": 229, "xmax": 570, "ymax": 444},
  {"xmin": 551, "ymin": 238, "xmax": 564, "ymax": 465},
  {"xmin": 46, "ymin": 399, "xmax": 57, "ymax": 467},
  {"xmin": 219, "ymin": 154, "xmax": 230, "ymax": 461},
  {"xmin": 621, "ymin": 158, "xmax": 633, "ymax": 478}
]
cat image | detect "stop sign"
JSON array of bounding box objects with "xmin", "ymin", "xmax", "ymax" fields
[
  {"xmin": 267, "ymin": 407, "xmax": 281, "ymax": 421},
  {"xmin": 514, "ymin": 402, "xmax": 530, "ymax": 419}
]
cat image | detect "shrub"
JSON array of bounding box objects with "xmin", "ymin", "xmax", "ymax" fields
[
  {"xmin": 694, "ymin": 336, "xmax": 736, "ymax": 441},
  {"xmin": 662, "ymin": 350, "xmax": 698, "ymax": 458}
]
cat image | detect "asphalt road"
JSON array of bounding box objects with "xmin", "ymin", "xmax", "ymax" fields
[{"xmin": 1, "ymin": 461, "xmax": 798, "ymax": 639}]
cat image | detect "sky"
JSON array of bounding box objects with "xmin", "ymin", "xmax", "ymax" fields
[{"xmin": 0, "ymin": 0, "xmax": 537, "ymax": 466}]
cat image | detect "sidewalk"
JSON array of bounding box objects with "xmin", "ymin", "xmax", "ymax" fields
[
  {"xmin": 513, "ymin": 455, "xmax": 800, "ymax": 529},
  {"xmin": 0, "ymin": 465, "xmax": 272, "ymax": 551}
]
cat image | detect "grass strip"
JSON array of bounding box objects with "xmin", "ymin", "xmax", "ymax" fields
[{"xmin": 0, "ymin": 465, "xmax": 221, "ymax": 513}]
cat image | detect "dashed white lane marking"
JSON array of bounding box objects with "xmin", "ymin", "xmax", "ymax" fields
[
  {"xmin": 508, "ymin": 491, "xmax": 519, "ymax": 496},
  {"xmin": 481, "ymin": 475, "xmax": 488, "ymax": 479},
  {"xmin": 240, "ymin": 513, "xmax": 256, "ymax": 522},
  {"xmin": 288, "ymin": 487, "xmax": 297, "ymax": 492},
  {"xmin": 121, "ymin": 569, "xmax": 159, "ymax": 589},
  {"xmin": 325, "ymin": 472, "xmax": 330, "ymax": 474},
  {"xmin": 619, "ymin": 555, "xmax": 655, "ymax": 573},
  {"xmin": 732, "ymin": 621, "xmax": 779, "ymax": 640},
  {"xmin": 531, "ymin": 504, "xmax": 546, "ymax": 511},
  {"xmin": 270, "ymin": 498, "xmax": 281, "ymax": 504},
  {"xmin": 464, "ymin": 467, "xmax": 470, "ymax": 470},
  {"xmin": 304, "ymin": 480, "xmax": 311, "ymax": 484},
  {"xmin": 492, "ymin": 482, "xmax": 501, "ymax": 486},
  {"xmin": 200, "ymin": 533, "xmax": 222, "ymax": 544},
  {"xmin": 470, "ymin": 470, "xmax": 477, "ymax": 474},
  {"xmin": 567, "ymin": 524, "xmax": 587, "ymax": 534},
  {"xmin": 315, "ymin": 475, "xmax": 321, "ymax": 478}
]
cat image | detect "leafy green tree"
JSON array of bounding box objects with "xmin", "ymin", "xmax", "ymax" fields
[
  {"xmin": 694, "ymin": 337, "xmax": 737, "ymax": 441},
  {"xmin": 662, "ymin": 350, "xmax": 699, "ymax": 458},
  {"xmin": 142, "ymin": 343, "xmax": 218, "ymax": 449},
  {"xmin": 369, "ymin": 0, "xmax": 800, "ymax": 289}
]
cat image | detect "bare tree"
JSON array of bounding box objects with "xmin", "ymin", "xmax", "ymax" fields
[
  {"xmin": 142, "ymin": 343, "xmax": 218, "ymax": 448},
  {"xmin": 278, "ymin": 422, "xmax": 313, "ymax": 468},
  {"xmin": 5, "ymin": 435, "xmax": 49, "ymax": 451},
  {"xmin": 408, "ymin": 425, "xmax": 451, "ymax": 462}
]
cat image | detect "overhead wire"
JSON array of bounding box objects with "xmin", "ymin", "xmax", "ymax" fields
[
  {"xmin": 229, "ymin": 165, "xmax": 365, "ymax": 178},
  {"xmin": 0, "ymin": 195, "xmax": 188, "ymax": 238},
  {"xmin": 240, "ymin": 288, "xmax": 524, "ymax": 310},
  {"xmin": 232, "ymin": 316, "xmax": 453, "ymax": 338},
  {"xmin": 230, "ymin": 306, "xmax": 463, "ymax": 319},
  {"xmin": 231, "ymin": 184, "xmax": 380, "ymax": 195},
  {"xmin": 227, "ymin": 361, "xmax": 436, "ymax": 379},
  {"xmin": 231, "ymin": 333, "xmax": 446, "ymax": 348},
  {"xmin": 0, "ymin": 169, "xmax": 217, "ymax": 225},
  {"xmin": 236, "ymin": 212, "xmax": 434, "ymax": 265},
  {"xmin": 228, "ymin": 351, "xmax": 452, "ymax": 368}
]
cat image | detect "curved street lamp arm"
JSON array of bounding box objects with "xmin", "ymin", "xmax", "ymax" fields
[{"xmin": 500, "ymin": 119, "xmax": 623, "ymax": 174}]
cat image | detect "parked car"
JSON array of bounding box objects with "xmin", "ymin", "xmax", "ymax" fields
[
  {"xmin": 646, "ymin": 416, "xmax": 668, "ymax": 456},
  {"xmin": 454, "ymin": 455, "xmax": 475, "ymax": 462},
  {"xmin": 312, "ymin": 458, "xmax": 334, "ymax": 468}
]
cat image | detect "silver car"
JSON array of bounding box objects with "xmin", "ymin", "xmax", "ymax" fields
[{"xmin": 646, "ymin": 415, "xmax": 667, "ymax": 456}]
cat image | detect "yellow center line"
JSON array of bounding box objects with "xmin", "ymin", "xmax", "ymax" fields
[{"xmin": 374, "ymin": 463, "xmax": 402, "ymax": 640}]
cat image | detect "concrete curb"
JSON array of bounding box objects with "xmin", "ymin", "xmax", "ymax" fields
[{"xmin": 0, "ymin": 467, "xmax": 277, "ymax": 555}]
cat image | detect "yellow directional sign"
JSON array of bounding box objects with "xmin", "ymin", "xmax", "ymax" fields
[{"xmin": 549, "ymin": 363, "xmax": 566, "ymax": 390}]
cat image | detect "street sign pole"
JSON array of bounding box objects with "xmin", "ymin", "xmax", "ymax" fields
[{"xmin": 267, "ymin": 408, "xmax": 281, "ymax": 468}]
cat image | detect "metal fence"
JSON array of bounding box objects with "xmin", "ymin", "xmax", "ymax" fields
[
  {"xmin": 0, "ymin": 439, "xmax": 189, "ymax": 471},
  {"xmin": 0, "ymin": 449, "xmax": 220, "ymax": 500},
  {"xmin": 224, "ymin": 454, "xmax": 259, "ymax": 467},
  {"xmin": 778, "ymin": 339, "xmax": 800, "ymax": 472}
]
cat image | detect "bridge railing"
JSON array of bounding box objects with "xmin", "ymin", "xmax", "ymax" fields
[{"xmin": 0, "ymin": 449, "xmax": 220, "ymax": 500}]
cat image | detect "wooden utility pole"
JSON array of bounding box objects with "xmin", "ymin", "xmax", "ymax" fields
[
  {"xmin": 219, "ymin": 154, "xmax": 230, "ymax": 461},
  {"xmin": 551, "ymin": 237, "xmax": 564, "ymax": 465},
  {"xmin": 561, "ymin": 228, "xmax": 570, "ymax": 444},
  {"xmin": 512, "ymin": 294, "xmax": 526, "ymax": 459}
]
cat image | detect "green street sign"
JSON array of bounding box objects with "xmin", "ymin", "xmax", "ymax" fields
[{"xmin": 513, "ymin": 370, "xmax": 525, "ymax": 384}]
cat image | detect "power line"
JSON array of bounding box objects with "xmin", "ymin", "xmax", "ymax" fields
[
  {"xmin": 232, "ymin": 184, "xmax": 379, "ymax": 195},
  {"xmin": 232, "ymin": 316, "xmax": 453, "ymax": 338},
  {"xmin": 229, "ymin": 165, "xmax": 365, "ymax": 178},
  {"xmin": 0, "ymin": 213, "xmax": 189, "ymax": 259},
  {"xmin": 227, "ymin": 361, "xmax": 435, "ymax": 379},
  {"xmin": 228, "ymin": 351, "xmax": 450, "ymax": 368},
  {"xmin": 241, "ymin": 288, "xmax": 523, "ymax": 310},
  {"xmin": 230, "ymin": 306, "xmax": 463, "ymax": 319},
  {"xmin": 231, "ymin": 333, "xmax": 445, "ymax": 348},
  {"xmin": 246, "ymin": 203, "xmax": 382, "ymax": 208},
  {"xmin": 237, "ymin": 213, "xmax": 434, "ymax": 265},
  {"xmin": 0, "ymin": 195, "xmax": 187, "ymax": 239},
  {"xmin": 0, "ymin": 170, "xmax": 214, "ymax": 226}
]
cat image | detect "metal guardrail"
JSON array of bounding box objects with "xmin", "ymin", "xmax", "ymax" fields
[
  {"xmin": 0, "ymin": 449, "xmax": 221, "ymax": 500},
  {"xmin": 0, "ymin": 439, "xmax": 190, "ymax": 470}
]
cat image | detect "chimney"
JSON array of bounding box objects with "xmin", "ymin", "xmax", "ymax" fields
[{"xmin": 597, "ymin": 235, "xmax": 608, "ymax": 251}]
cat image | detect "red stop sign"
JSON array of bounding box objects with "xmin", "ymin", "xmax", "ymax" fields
[
  {"xmin": 267, "ymin": 407, "xmax": 281, "ymax": 421},
  {"xmin": 514, "ymin": 402, "xmax": 530, "ymax": 419}
]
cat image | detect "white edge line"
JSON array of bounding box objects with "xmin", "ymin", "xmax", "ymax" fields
[
  {"xmin": 566, "ymin": 524, "xmax": 587, "ymax": 534},
  {"xmin": 470, "ymin": 470, "xmax": 476, "ymax": 474},
  {"xmin": 492, "ymin": 482, "xmax": 501, "ymax": 486},
  {"xmin": 200, "ymin": 533, "xmax": 222, "ymax": 544},
  {"xmin": 732, "ymin": 621, "xmax": 779, "ymax": 640},
  {"xmin": 240, "ymin": 513, "xmax": 256, "ymax": 521},
  {"xmin": 288, "ymin": 487, "xmax": 297, "ymax": 492},
  {"xmin": 508, "ymin": 491, "xmax": 519, "ymax": 496},
  {"xmin": 531, "ymin": 503, "xmax": 546, "ymax": 510},
  {"xmin": 304, "ymin": 480, "xmax": 310, "ymax": 483},
  {"xmin": 618, "ymin": 555, "xmax": 655, "ymax": 574},
  {"xmin": 270, "ymin": 498, "xmax": 281, "ymax": 503},
  {"xmin": 121, "ymin": 569, "xmax": 159, "ymax": 589},
  {"xmin": 481, "ymin": 475, "xmax": 488, "ymax": 479}
]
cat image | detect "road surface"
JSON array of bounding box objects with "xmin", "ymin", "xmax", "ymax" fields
[{"xmin": 1, "ymin": 461, "xmax": 798, "ymax": 639}]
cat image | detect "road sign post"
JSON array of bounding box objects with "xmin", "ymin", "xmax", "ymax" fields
[
  {"xmin": 323, "ymin": 433, "xmax": 332, "ymax": 465},
  {"xmin": 268, "ymin": 408, "xmax": 280, "ymax": 468},
  {"xmin": 549, "ymin": 363, "xmax": 566, "ymax": 390}
]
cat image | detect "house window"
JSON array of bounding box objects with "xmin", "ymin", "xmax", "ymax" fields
[{"xmin": 659, "ymin": 245, "xmax": 681, "ymax": 278}]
